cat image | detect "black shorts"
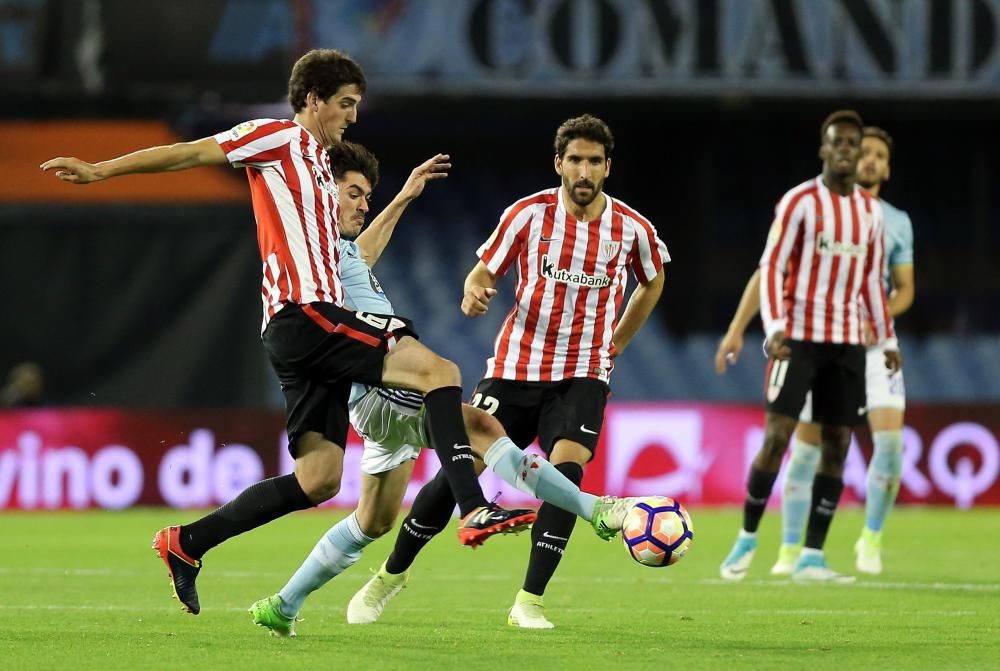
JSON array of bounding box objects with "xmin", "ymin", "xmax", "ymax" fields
[
  {"xmin": 765, "ymin": 339, "xmax": 867, "ymax": 427},
  {"xmin": 471, "ymin": 377, "xmax": 610, "ymax": 456},
  {"xmin": 262, "ymin": 302, "xmax": 418, "ymax": 456}
]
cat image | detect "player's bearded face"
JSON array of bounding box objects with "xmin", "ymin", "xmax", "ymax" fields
[
  {"xmin": 557, "ymin": 139, "xmax": 609, "ymax": 208},
  {"xmin": 856, "ymin": 137, "xmax": 890, "ymax": 189},
  {"xmin": 335, "ymin": 172, "xmax": 371, "ymax": 238}
]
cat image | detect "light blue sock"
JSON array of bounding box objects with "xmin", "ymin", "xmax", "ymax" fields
[
  {"xmin": 781, "ymin": 439, "xmax": 819, "ymax": 545},
  {"xmin": 866, "ymin": 431, "xmax": 903, "ymax": 532},
  {"xmin": 483, "ymin": 437, "xmax": 598, "ymax": 520},
  {"xmin": 277, "ymin": 511, "xmax": 373, "ymax": 616}
]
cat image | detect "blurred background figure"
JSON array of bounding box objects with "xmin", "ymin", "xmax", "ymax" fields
[{"xmin": 0, "ymin": 361, "xmax": 45, "ymax": 407}]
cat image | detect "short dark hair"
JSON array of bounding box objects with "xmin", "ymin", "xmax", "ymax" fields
[
  {"xmin": 328, "ymin": 141, "xmax": 379, "ymax": 189},
  {"xmin": 554, "ymin": 114, "xmax": 615, "ymax": 158},
  {"xmin": 820, "ymin": 109, "xmax": 864, "ymax": 142},
  {"xmin": 863, "ymin": 126, "xmax": 894, "ymax": 159},
  {"xmin": 287, "ymin": 49, "xmax": 367, "ymax": 113}
]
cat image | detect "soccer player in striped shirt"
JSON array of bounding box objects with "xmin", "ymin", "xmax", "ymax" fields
[
  {"xmin": 349, "ymin": 115, "xmax": 671, "ymax": 629},
  {"xmin": 40, "ymin": 49, "xmax": 533, "ymax": 616},
  {"xmin": 716, "ymin": 126, "xmax": 914, "ymax": 576},
  {"xmin": 248, "ymin": 142, "xmax": 647, "ymax": 637},
  {"xmin": 716, "ymin": 110, "xmax": 901, "ymax": 583}
]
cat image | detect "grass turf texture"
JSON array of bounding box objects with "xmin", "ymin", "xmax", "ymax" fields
[{"xmin": 1, "ymin": 507, "xmax": 997, "ymax": 671}]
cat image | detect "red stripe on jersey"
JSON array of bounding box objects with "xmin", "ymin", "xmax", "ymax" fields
[
  {"xmin": 513, "ymin": 204, "xmax": 560, "ymax": 379},
  {"xmin": 482, "ymin": 192, "xmax": 556, "ymax": 276},
  {"xmin": 822, "ymin": 193, "xmax": 844, "ymax": 342},
  {"xmin": 279, "ymin": 151, "xmax": 325, "ymax": 302},
  {"xmin": 767, "ymin": 185, "xmax": 816, "ymax": 333},
  {"xmin": 582, "ymin": 208, "xmax": 625, "ymax": 379},
  {"xmin": 542, "ymin": 213, "xmax": 593, "ymax": 379},
  {"xmin": 844, "ymin": 194, "xmax": 862, "ymax": 342},
  {"xmin": 300, "ymin": 133, "xmax": 332, "ymax": 303},
  {"xmin": 248, "ymin": 172, "xmax": 300, "ymax": 310},
  {"xmin": 617, "ymin": 202, "xmax": 663, "ymax": 281}
]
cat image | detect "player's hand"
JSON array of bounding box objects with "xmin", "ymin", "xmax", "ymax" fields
[
  {"xmin": 884, "ymin": 348, "xmax": 902, "ymax": 373},
  {"xmin": 765, "ymin": 330, "xmax": 791, "ymax": 360},
  {"xmin": 863, "ymin": 321, "xmax": 877, "ymax": 347},
  {"xmin": 398, "ymin": 154, "xmax": 450, "ymax": 202},
  {"xmin": 40, "ymin": 157, "xmax": 104, "ymax": 184},
  {"xmin": 462, "ymin": 286, "xmax": 496, "ymax": 317},
  {"xmin": 714, "ymin": 330, "xmax": 744, "ymax": 374}
]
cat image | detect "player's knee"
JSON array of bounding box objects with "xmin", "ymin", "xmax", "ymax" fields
[
  {"xmin": 426, "ymin": 356, "xmax": 461, "ymax": 389},
  {"xmin": 463, "ymin": 405, "xmax": 504, "ymax": 445},
  {"xmin": 300, "ymin": 472, "xmax": 342, "ymax": 504}
]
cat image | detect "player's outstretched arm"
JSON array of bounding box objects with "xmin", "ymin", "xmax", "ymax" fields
[
  {"xmin": 611, "ymin": 268, "xmax": 665, "ymax": 358},
  {"xmin": 40, "ymin": 137, "xmax": 228, "ymax": 184},
  {"xmin": 355, "ymin": 154, "xmax": 450, "ymax": 267},
  {"xmin": 715, "ymin": 268, "xmax": 763, "ymax": 374},
  {"xmin": 461, "ymin": 261, "xmax": 497, "ymax": 317}
]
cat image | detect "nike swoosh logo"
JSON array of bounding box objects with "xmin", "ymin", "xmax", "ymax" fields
[
  {"xmin": 408, "ymin": 519, "xmax": 436, "ymax": 530},
  {"xmin": 542, "ymin": 532, "xmax": 568, "ymax": 541},
  {"xmin": 540, "ymin": 235, "xmax": 559, "ymax": 243},
  {"xmin": 579, "ymin": 425, "xmax": 598, "ymax": 435}
]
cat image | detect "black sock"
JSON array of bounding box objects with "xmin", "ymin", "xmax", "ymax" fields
[
  {"xmin": 422, "ymin": 386, "xmax": 487, "ymax": 515},
  {"xmin": 180, "ymin": 474, "xmax": 313, "ymax": 559},
  {"xmin": 522, "ymin": 462, "xmax": 583, "ymax": 596},
  {"xmin": 743, "ymin": 466, "xmax": 779, "ymax": 533},
  {"xmin": 385, "ymin": 470, "xmax": 456, "ymax": 574},
  {"xmin": 804, "ymin": 473, "xmax": 844, "ymax": 549}
]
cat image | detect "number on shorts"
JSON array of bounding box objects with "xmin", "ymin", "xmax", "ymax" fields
[{"xmin": 471, "ymin": 393, "xmax": 500, "ymax": 415}]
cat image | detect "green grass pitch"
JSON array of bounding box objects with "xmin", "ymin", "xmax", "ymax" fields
[{"xmin": 1, "ymin": 507, "xmax": 997, "ymax": 670}]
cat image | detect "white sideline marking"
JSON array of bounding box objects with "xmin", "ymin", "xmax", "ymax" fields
[{"xmin": 1, "ymin": 566, "xmax": 998, "ymax": 593}]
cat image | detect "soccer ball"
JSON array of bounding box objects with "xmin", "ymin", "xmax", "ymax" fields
[{"xmin": 622, "ymin": 497, "xmax": 694, "ymax": 567}]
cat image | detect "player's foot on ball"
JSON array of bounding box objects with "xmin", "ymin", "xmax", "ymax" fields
[
  {"xmin": 720, "ymin": 533, "xmax": 757, "ymax": 582},
  {"xmin": 457, "ymin": 504, "xmax": 536, "ymax": 548},
  {"xmin": 152, "ymin": 525, "xmax": 202, "ymax": 614},
  {"xmin": 507, "ymin": 589, "xmax": 554, "ymax": 629},
  {"xmin": 792, "ymin": 551, "xmax": 856, "ymax": 584},
  {"xmin": 770, "ymin": 543, "xmax": 802, "ymax": 576},
  {"xmin": 248, "ymin": 594, "xmax": 298, "ymax": 637},
  {"xmin": 854, "ymin": 528, "xmax": 883, "ymax": 575},
  {"xmin": 590, "ymin": 495, "xmax": 641, "ymax": 541},
  {"xmin": 347, "ymin": 560, "xmax": 409, "ymax": 624}
]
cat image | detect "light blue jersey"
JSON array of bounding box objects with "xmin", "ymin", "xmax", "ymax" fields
[
  {"xmin": 880, "ymin": 198, "xmax": 914, "ymax": 293},
  {"xmin": 340, "ymin": 240, "xmax": 392, "ymax": 408}
]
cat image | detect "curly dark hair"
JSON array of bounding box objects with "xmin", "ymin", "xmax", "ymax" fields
[
  {"xmin": 553, "ymin": 114, "xmax": 615, "ymax": 158},
  {"xmin": 328, "ymin": 141, "xmax": 380, "ymax": 189},
  {"xmin": 819, "ymin": 109, "xmax": 864, "ymax": 143},
  {"xmin": 287, "ymin": 49, "xmax": 367, "ymax": 113},
  {"xmin": 863, "ymin": 126, "xmax": 894, "ymax": 159}
]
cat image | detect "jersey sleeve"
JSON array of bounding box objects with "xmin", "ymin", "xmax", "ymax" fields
[
  {"xmin": 627, "ymin": 216, "xmax": 670, "ymax": 284},
  {"xmin": 477, "ymin": 201, "xmax": 533, "ymax": 277},
  {"xmin": 890, "ymin": 210, "xmax": 915, "ymax": 267},
  {"xmin": 759, "ymin": 190, "xmax": 806, "ymax": 339},
  {"xmin": 213, "ymin": 119, "xmax": 293, "ymax": 168}
]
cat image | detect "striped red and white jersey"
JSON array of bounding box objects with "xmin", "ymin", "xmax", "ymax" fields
[
  {"xmin": 214, "ymin": 119, "xmax": 342, "ymax": 332},
  {"xmin": 759, "ymin": 176, "xmax": 896, "ymax": 347},
  {"xmin": 477, "ymin": 187, "xmax": 669, "ymax": 383}
]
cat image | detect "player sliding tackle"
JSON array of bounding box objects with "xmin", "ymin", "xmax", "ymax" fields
[
  {"xmin": 248, "ymin": 142, "xmax": 644, "ymax": 637},
  {"xmin": 40, "ymin": 49, "xmax": 542, "ymax": 617}
]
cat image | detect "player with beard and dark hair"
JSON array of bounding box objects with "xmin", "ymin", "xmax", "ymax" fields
[{"xmin": 347, "ymin": 114, "xmax": 671, "ymax": 629}]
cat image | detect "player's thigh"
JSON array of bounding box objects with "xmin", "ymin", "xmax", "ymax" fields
[
  {"xmin": 356, "ymin": 461, "xmax": 416, "ymax": 538},
  {"xmin": 470, "ymin": 378, "xmax": 542, "ymax": 448},
  {"xmin": 865, "ymin": 344, "xmax": 906, "ymax": 430},
  {"xmin": 294, "ymin": 431, "xmax": 346, "ymax": 503},
  {"xmin": 381, "ymin": 336, "xmax": 458, "ymax": 393},
  {"xmin": 764, "ymin": 339, "xmax": 815, "ymax": 421},
  {"xmin": 538, "ymin": 378, "xmax": 609, "ymax": 458},
  {"xmin": 811, "ymin": 344, "xmax": 867, "ymax": 427}
]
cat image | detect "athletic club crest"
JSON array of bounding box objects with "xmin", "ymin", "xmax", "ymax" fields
[{"xmin": 599, "ymin": 240, "xmax": 621, "ymax": 262}]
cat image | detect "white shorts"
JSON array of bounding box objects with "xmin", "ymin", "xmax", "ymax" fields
[
  {"xmin": 349, "ymin": 388, "xmax": 428, "ymax": 475},
  {"xmin": 798, "ymin": 342, "xmax": 905, "ymax": 423}
]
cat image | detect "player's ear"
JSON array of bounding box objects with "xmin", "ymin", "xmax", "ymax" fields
[
  {"xmin": 554, "ymin": 153, "xmax": 563, "ymax": 175},
  {"xmin": 605, "ymin": 157, "xmax": 612, "ymax": 178},
  {"xmin": 884, "ymin": 163, "xmax": 891, "ymax": 183}
]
